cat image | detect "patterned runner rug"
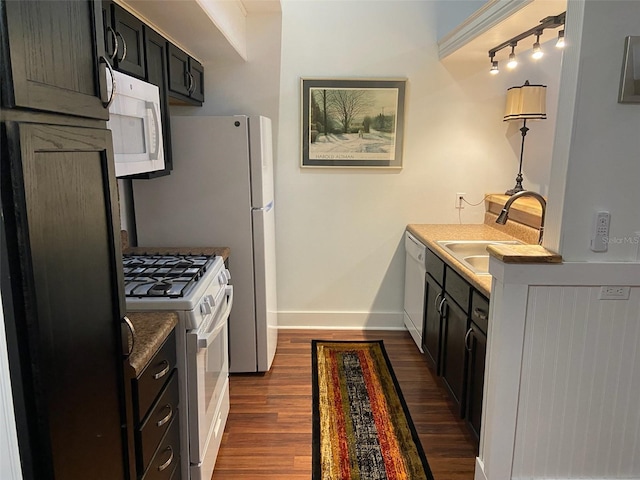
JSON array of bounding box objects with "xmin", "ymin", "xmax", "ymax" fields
[{"xmin": 312, "ymin": 340, "xmax": 434, "ymax": 480}]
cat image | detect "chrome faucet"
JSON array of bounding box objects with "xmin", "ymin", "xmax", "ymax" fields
[{"xmin": 495, "ymin": 190, "xmax": 547, "ymax": 245}]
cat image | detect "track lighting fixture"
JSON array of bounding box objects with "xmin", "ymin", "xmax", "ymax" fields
[
  {"xmin": 532, "ymin": 31, "xmax": 543, "ymax": 59},
  {"xmin": 487, "ymin": 12, "xmax": 565, "ymax": 74}
]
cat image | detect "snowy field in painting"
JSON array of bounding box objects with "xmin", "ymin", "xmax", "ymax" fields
[{"xmin": 309, "ymin": 129, "xmax": 395, "ymax": 161}]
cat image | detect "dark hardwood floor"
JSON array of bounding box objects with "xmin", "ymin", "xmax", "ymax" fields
[{"xmin": 212, "ymin": 329, "xmax": 477, "ymax": 479}]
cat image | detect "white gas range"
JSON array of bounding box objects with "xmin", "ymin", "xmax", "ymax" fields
[{"xmin": 123, "ymin": 253, "xmax": 232, "ymax": 480}]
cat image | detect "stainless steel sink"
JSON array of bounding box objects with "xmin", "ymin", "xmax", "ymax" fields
[{"xmin": 436, "ymin": 240, "xmax": 522, "ymax": 275}]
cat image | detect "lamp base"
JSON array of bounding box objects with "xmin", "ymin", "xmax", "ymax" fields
[{"xmin": 505, "ymin": 174, "xmax": 525, "ymax": 196}]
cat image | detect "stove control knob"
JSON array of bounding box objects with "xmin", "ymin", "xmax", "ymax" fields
[{"xmin": 200, "ymin": 300, "xmax": 212, "ymax": 315}]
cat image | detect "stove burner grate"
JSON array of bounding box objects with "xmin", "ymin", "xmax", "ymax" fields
[{"xmin": 123, "ymin": 254, "xmax": 216, "ymax": 298}]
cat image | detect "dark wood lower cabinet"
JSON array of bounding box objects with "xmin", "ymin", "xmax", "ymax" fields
[
  {"xmin": 419, "ymin": 246, "xmax": 490, "ymax": 444},
  {"xmin": 128, "ymin": 330, "xmax": 181, "ymax": 480},
  {"xmin": 1, "ymin": 121, "xmax": 128, "ymax": 480},
  {"xmin": 422, "ymin": 273, "xmax": 443, "ymax": 371},
  {"xmin": 440, "ymin": 294, "xmax": 468, "ymax": 413},
  {"xmin": 465, "ymin": 322, "xmax": 486, "ymax": 440}
]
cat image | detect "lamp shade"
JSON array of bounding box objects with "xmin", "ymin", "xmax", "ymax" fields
[{"xmin": 503, "ymin": 81, "xmax": 547, "ymax": 121}]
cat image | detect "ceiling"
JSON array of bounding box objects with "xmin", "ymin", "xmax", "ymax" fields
[
  {"xmin": 119, "ymin": 0, "xmax": 281, "ymax": 64},
  {"xmin": 439, "ymin": 0, "xmax": 567, "ymax": 65}
]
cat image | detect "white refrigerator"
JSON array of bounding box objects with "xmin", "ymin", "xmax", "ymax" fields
[{"xmin": 132, "ymin": 115, "xmax": 278, "ymax": 373}]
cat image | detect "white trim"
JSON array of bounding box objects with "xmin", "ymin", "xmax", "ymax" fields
[
  {"xmin": 277, "ymin": 311, "xmax": 404, "ymax": 330},
  {"xmin": 544, "ymin": 0, "xmax": 586, "ymax": 254},
  {"xmin": 437, "ymin": 0, "xmax": 533, "ymax": 59},
  {"xmin": 489, "ymin": 257, "xmax": 640, "ymax": 286},
  {"xmin": 475, "ymin": 457, "xmax": 488, "ymax": 480},
  {"xmin": 0, "ymin": 291, "xmax": 23, "ymax": 480}
]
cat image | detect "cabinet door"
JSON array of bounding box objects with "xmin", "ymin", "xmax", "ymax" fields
[
  {"xmin": 1, "ymin": 122, "xmax": 127, "ymax": 480},
  {"xmin": 0, "ymin": 0, "xmax": 109, "ymax": 120},
  {"xmin": 167, "ymin": 43, "xmax": 190, "ymax": 97},
  {"xmin": 189, "ymin": 58, "xmax": 205, "ymax": 103},
  {"xmin": 167, "ymin": 43, "xmax": 204, "ymax": 105},
  {"xmin": 441, "ymin": 295, "xmax": 468, "ymax": 414},
  {"xmin": 422, "ymin": 273, "xmax": 443, "ymax": 371},
  {"xmin": 465, "ymin": 323, "xmax": 486, "ymax": 440},
  {"xmin": 137, "ymin": 26, "xmax": 172, "ymax": 177},
  {"xmin": 112, "ymin": 3, "xmax": 146, "ymax": 78}
]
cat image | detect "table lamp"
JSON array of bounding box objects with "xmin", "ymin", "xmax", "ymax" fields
[{"xmin": 503, "ymin": 80, "xmax": 547, "ymax": 195}]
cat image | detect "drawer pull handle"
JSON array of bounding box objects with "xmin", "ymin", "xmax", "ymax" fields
[
  {"xmin": 153, "ymin": 360, "xmax": 170, "ymax": 380},
  {"xmin": 473, "ymin": 308, "xmax": 489, "ymax": 321},
  {"xmin": 156, "ymin": 405, "xmax": 173, "ymax": 427},
  {"xmin": 157, "ymin": 446, "xmax": 174, "ymax": 472}
]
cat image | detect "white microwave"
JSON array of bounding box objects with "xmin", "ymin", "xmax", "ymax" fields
[{"xmin": 107, "ymin": 70, "xmax": 165, "ymax": 177}]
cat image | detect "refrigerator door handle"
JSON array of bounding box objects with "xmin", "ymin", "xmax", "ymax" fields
[{"xmin": 252, "ymin": 200, "xmax": 274, "ymax": 213}]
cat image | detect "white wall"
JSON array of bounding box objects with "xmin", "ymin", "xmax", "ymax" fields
[
  {"xmin": 0, "ymin": 292, "xmax": 23, "ymax": 480},
  {"xmin": 547, "ymin": 0, "xmax": 640, "ymax": 262},
  {"xmin": 171, "ymin": 12, "xmax": 282, "ymax": 124},
  {"xmin": 125, "ymin": 1, "xmax": 564, "ymax": 329},
  {"xmin": 274, "ymin": 0, "xmax": 560, "ymax": 328}
]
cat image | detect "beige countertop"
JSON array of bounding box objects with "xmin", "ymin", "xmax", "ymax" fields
[
  {"xmin": 127, "ymin": 311, "xmax": 178, "ymax": 377},
  {"xmin": 407, "ymin": 224, "xmax": 561, "ymax": 297},
  {"xmin": 124, "ymin": 245, "xmax": 231, "ymax": 261},
  {"xmin": 407, "ymin": 224, "xmax": 521, "ymax": 296},
  {"xmin": 120, "ymin": 231, "xmax": 231, "ymax": 261}
]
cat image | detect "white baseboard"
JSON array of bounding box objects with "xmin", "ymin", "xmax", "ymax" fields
[
  {"xmin": 277, "ymin": 311, "xmax": 405, "ymax": 330},
  {"xmin": 475, "ymin": 457, "xmax": 487, "ymax": 480}
]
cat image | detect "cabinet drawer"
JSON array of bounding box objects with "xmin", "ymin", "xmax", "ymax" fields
[
  {"xmin": 444, "ymin": 267, "xmax": 471, "ymax": 312},
  {"xmin": 135, "ymin": 331, "xmax": 177, "ymax": 419},
  {"xmin": 471, "ymin": 291, "xmax": 489, "ymax": 334},
  {"xmin": 138, "ymin": 370, "xmax": 179, "ymax": 473},
  {"xmin": 425, "ymin": 249, "xmax": 445, "ymax": 286},
  {"xmin": 141, "ymin": 416, "xmax": 180, "ymax": 480}
]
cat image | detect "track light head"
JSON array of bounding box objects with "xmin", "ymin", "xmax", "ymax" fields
[
  {"xmin": 507, "ymin": 45, "xmax": 518, "ymax": 69},
  {"xmin": 556, "ymin": 29, "xmax": 565, "ymax": 48},
  {"xmin": 532, "ymin": 32, "xmax": 544, "ymax": 59},
  {"xmin": 490, "ymin": 60, "xmax": 499, "ymax": 75}
]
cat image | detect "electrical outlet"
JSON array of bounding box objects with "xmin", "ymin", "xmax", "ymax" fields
[
  {"xmin": 455, "ymin": 192, "xmax": 466, "ymax": 210},
  {"xmin": 599, "ymin": 286, "xmax": 630, "ymax": 300}
]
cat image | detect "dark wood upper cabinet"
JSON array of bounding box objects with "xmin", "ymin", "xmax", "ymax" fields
[
  {"xmin": 167, "ymin": 42, "xmax": 204, "ymax": 105},
  {"xmin": 0, "ymin": 0, "xmax": 109, "ymax": 120},
  {"xmin": 111, "ymin": 3, "xmax": 146, "ymax": 79},
  {"xmin": 1, "ymin": 122, "xmax": 127, "ymax": 480},
  {"xmin": 128, "ymin": 25, "xmax": 173, "ymax": 178}
]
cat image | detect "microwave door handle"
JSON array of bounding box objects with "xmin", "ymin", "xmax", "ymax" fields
[
  {"xmin": 146, "ymin": 101, "xmax": 161, "ymax": 160},
  {"xmin": 197, "ymin": 286, "xmax": 233, "ymax": 349}
]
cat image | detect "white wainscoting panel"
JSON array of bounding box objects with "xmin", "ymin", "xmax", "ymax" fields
[{"xmin": 512, "ymin": 286, "xmax": 640, "ymax": 478}]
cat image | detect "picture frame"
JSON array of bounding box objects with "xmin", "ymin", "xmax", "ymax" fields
[{"xmin": 301, "ymin": 78, "xmax": 406, "ymax": 168}]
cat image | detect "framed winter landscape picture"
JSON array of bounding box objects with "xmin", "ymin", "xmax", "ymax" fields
[{"xmin": 301, "ymin": 78, "xmax": 406, "ymax": 168}]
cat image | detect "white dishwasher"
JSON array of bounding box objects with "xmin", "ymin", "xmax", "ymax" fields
[{"xmin": 403, "ymin": 231, "xmax": 426, "ymax": 352}]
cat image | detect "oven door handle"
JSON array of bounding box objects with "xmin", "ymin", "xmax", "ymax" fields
[{"xmin": 197, "ymin": 285, "xmax": 233, "ymax": 349}]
